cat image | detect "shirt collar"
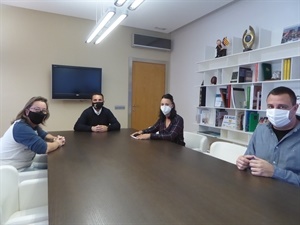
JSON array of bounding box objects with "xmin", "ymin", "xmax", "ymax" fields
[{"xmin": 92, "ymin": 107, "xmax": 102, "ymax": 115}]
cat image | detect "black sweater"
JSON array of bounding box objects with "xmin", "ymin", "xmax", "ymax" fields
[{"xmin": 74, "ymin": 106, "xmax": 121, "ymax": 132}]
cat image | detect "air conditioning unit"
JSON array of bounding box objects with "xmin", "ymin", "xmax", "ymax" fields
[{"xmin": 132, "ymin": 34, "xmax": 171, "ymax": 51}]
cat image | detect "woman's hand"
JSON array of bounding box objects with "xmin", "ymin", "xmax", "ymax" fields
[
  {"xmin": 54, "ymin": 135, "xmax": 66, "ymax": 146},
  {"xmin": 136, "ymin": 133, "xmax": 151, "ymax": 140},
  {"xmin": 131, "ymin": 131, "xmax": 143, "ymax": 137}
]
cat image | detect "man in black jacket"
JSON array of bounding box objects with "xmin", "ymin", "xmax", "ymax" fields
[{"xmin": 74, "ymin": 93, "xmax": 120, "ymax": 132}]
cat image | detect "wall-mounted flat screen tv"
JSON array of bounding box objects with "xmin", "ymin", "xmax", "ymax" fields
[{"xmin": 52, "ymin": 64, "xmax": 102, "ymax": 99}]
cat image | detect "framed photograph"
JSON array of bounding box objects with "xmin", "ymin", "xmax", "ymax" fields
[
  {"xmin": 230, "ymin": 71, "xmax": 238, "ymax": 83},
  {"xmin": 281, "ymin": 24, "xmax": 300, "ymax": 44}
]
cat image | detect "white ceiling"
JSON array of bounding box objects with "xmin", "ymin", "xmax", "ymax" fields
[{"xmin": 1, "ymin": 0, "xmax": 235, "ymax": 33}]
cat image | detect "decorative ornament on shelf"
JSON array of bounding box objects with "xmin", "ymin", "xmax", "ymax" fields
[
  {"xmin": 215, "ymin": 37, "xmax": 230, "ymax": 58},
  {"xmin": 211, "ymin": 76, "xmax": 217, "ymax": 85},
  {"xmin": 242, "ymin": 25, "xmax": 255, "ymax": 52}
]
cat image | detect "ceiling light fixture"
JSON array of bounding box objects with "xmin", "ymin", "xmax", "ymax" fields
[
  {"xmin": 114, "ymin": 0, "xmax": 127, "ymax": 7},
  {"xmin": 86, "ymin": 7, "xmax": 116, "ymax": 43},
  {"xmin": 95, "ymin": 12, "xmax": 128, "ymax": 44},
  {"xmin": 128, "ymin": 0, "xmax": 145, "ymax": 11}
]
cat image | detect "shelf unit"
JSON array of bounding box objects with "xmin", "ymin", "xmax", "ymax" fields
[{"xmin": 196, "ymin": 38, "xmax": 300, "ymax": 146}]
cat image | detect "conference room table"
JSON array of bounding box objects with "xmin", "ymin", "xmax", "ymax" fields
[{"xmin": 48, "ymin": 129, "xmax": 300, "ymax": 225}]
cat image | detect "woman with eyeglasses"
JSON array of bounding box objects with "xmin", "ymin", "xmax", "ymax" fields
[{"xmin": 0, "ymin": 96, "xmax": 66, "ymax": 171}]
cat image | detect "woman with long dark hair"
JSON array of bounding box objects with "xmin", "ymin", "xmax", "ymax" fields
[{"xmin": 131, "ymin": 93, "xmax": 185, "ymax": 146}]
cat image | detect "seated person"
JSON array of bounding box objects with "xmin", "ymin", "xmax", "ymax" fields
[
  {"xmin": 131, "ymin": 93, "xmax": 185, "ymax": 146},
  {"xmin": 236, "ymin": 86, "xmax": 300, "ymax": 186},
  {"xmin": 74, "ymin": 93, "xmax": 120, "ymax": 132},
  {"xmin": 0, "ymin": 96, "xmax": 65, "ymax": 171}
]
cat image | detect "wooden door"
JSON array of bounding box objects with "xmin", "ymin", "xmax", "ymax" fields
[{"xmin": 131, "ymin": 61, "xmax": 166, "ymax": 130}]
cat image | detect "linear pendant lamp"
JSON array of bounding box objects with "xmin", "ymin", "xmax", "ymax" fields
[
  {"xmin": 86, "ymin": 7, "xmax": 116, "ymax": 43},
  {"xmin": 114, "ymin": 0, "xmax": 127, "ymax": 7},
  {"xmin": 95, "ymin": 12, "xmax": 128, "ymax": 44},
  {"xmin": 128, "ymin": 0, "xmax": 145, "ymax": 10}
]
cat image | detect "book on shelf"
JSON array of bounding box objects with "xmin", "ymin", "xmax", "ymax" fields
[
  {"xmin": 283, "ymin": 59, "xmax": 287, "ymax": 80},
  {"xmin": 245, "ymin": 69, "xmax": 253, "ymax": 82},
  {"xmin": 256, "ymin": 91, "xmax": 262, "ymax": 110},
  {"xmin": 286, "ymin": 58, "xmax": 291, "ymax": 80},
  {"xmin": 246, "ymin": 86, "xmax": 251, "ymax": 109},
  {"xmin": 199, "ymin": 81, "xmax": 206, "ymax": 106},
  {"xmin": 245, "ymin": 111, "xmax": 259, "ymax": 132},
  {"xmin": 283, "ymin": 58, "xmax": 291, "ymax": 80},
  {"xmin": 230, "ymin": 71, "xmax": 238, "ymax": 83},
  {"xmin": 238, "ymin": 67, "xmax": 252, "ymax": 83},
  {"xmin": 226, "ymin": 85, "xmax": 231, "ymax": 108},
  {"xmin": 218, "ymin": 86, "xmax": 231, "ymax": 108},
  {"xmin": 215, "ymin": 109, "xmax": 228, "ymax": 127},
  {"xmin": 253, "ymin": 63, "xmax": 259, "ymax": 82},
  {"xmin": 261, "ymin": 63, "xmax": 272, "ymax": 80},
  {"xmin": 214, "ymin": 94, "xmax": 224, "ymax": 107},
  {"xmin": 231, "ymin": 88, "xmax": 246, "ymax": 109},
  {"xmin": 252, "ymin": 85, "xmax": 262, "ymax": 110},
  {"xmin": 219, "ymin": 88, "xmax": 228, "ymax": 107},
  {"xmin": 248, "ymin": 112, "xmax": 259, "ymax": 132},
  {"xmin": 237, "ymin": 111, "xmax": 244, "ymax": 130},
  {"xmin": 221, "ymin": 115, "xmax": 237, "ymax": 129}
]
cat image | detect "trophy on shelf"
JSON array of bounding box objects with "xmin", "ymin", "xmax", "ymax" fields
[{"xmin": 242, "ymin": 25, "xmax": 255, "ymax": 52}]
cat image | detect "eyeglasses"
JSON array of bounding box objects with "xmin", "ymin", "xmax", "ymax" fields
[{"xmin": 29, "ymin": 107, "xmax": 48, "ymax": 114}]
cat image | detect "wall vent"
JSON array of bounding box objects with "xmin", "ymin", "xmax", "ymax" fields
[{"xmin": 132, "ymin": 34, "xmax": 171, "ymax": 51}]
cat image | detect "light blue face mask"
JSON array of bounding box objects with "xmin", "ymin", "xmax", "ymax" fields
[{"xmin": 266, "ymin": 108, "xmax": 291, "ymax": 127}]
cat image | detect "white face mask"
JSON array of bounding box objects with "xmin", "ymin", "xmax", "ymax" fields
[
  {"xmin": 160, "ymin": 105, "xmax": 172, "ymax": 115},
  {"xmin": 266, "ymin": 108, "xmax": 291, "ymax": 128}
]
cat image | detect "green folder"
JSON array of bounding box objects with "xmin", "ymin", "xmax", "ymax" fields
[
  {"xmin": 262, "ymin": 63, "xmax": 272, "ymax": 80},
  {"xmin": 249, "ymin": 112, "xmax": 259, "ymax": 132}
]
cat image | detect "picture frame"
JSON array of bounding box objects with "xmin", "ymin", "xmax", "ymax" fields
[
  {"xmin": 230, "ymin": 71, "xmax": 238, "ymax": 83},
  {"xmin": 221, "ymin": 115, "xmax": 237, "ymax": 129},
  {"xmin": 281, "ymin": 24, "xmax": 300, "ymax": 44}
]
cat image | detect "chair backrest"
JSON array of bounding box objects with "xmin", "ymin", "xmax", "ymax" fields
[
  {"xmin": 19, "ymin": 169, "xmax": 48, "ymax": 183},
  {"xmin": 209, "ymin": 141, "xmax": 247, "ymax": 164},
  {"xmin": 184, "ymin": 131, "xmax": 209, "ymax": 152},
  {"xmin": 19, "ymin": 178, "xmax": 48, "ymax": 210},
  {"xmin": 0, "ymin": 165, "xmax": 19, "ymax": 224}
]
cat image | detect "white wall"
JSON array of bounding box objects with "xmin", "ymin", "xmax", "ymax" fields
[
  {"xmin": 0, "ymin": 5, "xmax": 170, "ymax": 135},
  {"xmin": 170, "ymin": 0, "xmax": 300, "ymax": 132}
]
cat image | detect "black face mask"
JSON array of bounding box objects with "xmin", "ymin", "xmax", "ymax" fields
[
  {"xmin": 92, "ymin": 102, "xmax": 103, "ymax": 110},
  {"xmin": 28, "ymin": 111, "xmax": 46, "ymax": 124}
]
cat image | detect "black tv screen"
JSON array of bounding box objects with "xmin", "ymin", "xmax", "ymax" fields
[{"xmin": 52, "ymin": 64, "xmax": 102, "ymax": 99}]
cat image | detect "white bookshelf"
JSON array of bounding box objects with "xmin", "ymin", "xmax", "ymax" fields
[{"xmin": 196, "ymin": 34, "xmax": 300, "ymax": 146}]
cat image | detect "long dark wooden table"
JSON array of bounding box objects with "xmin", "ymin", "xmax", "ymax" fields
[{"xmin": 48, "ymin": 129, "xmax": 300, "ymax": 225}]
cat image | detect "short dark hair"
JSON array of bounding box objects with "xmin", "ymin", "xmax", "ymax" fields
[
  {"xmin": 267, "ymin": 86, "xmax": 297, "ymax": 105},
  {"xmin": 159, "ymin": 93, "xmax": 177, "ymax": 120},
  {"xmin": 91, "ymin": 93, "xmax": 104, "ymax": 100}
]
